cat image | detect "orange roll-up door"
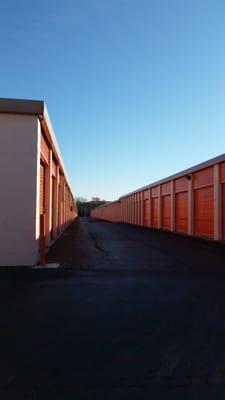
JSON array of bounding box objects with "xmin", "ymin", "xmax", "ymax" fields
[
  {"xmin": 143, "ymin": 199, "xmax": 150, "ymax": 227},
  {"xmin": 40, "ymin": 163, "xmax": 45, "ymax": 215},
  {"xmin": 51, "ymin": 177, "xmax": 55, "ymax": 239},
  {"xmin": 151, "ymin": 198, "xmax": 158, "ymax": 228},
  {"xmin": 41, "ymin": 134, "xmax": 50, "ymax": 165},
  {"xmin": 175, "ymin": 192, "xmax": 188, "ymax": 233},
  {"xmin": 162, "ymin": 195, "xmax": 171, "ymax": 230},
  {"xmin": 194, "ymin": 186, "xmax": 214, "ymax": 238}
]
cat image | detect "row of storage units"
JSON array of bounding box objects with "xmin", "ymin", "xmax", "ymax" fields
[
  {"xmin": 91, "ymin": 154, "xmax": 225, "ymax": 241},
  {"xmin": 0, "ymin": 98, "xmax": 77, "ymax": 266},
  {"xmin": 39, "ymin": 130, "xmax": 77, "ymax": 252},
  {"xmin": 91, "ymin": 200, "xmax": 122, "ymax": 222}
]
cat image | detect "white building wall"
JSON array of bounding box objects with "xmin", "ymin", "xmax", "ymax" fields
[{"xmin": 0, "ymin": 114, "xmax": 39, "ymax": 266}]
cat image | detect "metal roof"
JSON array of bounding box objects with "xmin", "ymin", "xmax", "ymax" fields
[{"xmin": 120, "ymin": 152, "xmax": 225, "ymax": 199}]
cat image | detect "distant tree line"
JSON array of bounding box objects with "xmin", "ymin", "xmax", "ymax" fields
[{"xmin": 75, "ymin": 197, "xmax": 107, "ymax": 217}]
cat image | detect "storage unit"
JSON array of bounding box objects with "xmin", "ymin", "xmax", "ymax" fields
[
  {"xmin": 143, "ymin": 190, "xmax": 150, "ymax": 227},
  {"xmin": 143, "ymin": 199, "xmax": 150, "ymax": 227},
  {"xmin": 91, "ymin": 153, "xmax": 225, "ymax": 244},
  {"xmin": 0, "ymin": 98, "xmax": 77, "ymax": 266},
  {"xmin": 193, "ymin": 167, "xmax": 214, "ymax": 238},
  {"xmin": 162, "ymin": 195, "xmax": 171, "ymax": 230},
  {"xmin": 151, "ymin": 186, "xmax": 159, "ymax": 228},
  {"xmin": 175, "ymin": 177, "xmax": 188, "ymax": 234},
  {"xmin": 161, "ymin": 182, "xmax": 171, "ymax": 230}
]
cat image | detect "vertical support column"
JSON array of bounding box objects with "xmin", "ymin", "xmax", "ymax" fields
[
  {"xmin": 158, "ymin": 186, "xmax": 162, "ymax": 229},
  {"xmin": 65, "ymin": 185, "xmax": 68, "ymax": 227},
  {"xmin": 53, "ymin": 165, "xmax": 59, "ymax": 239},
  {"xmin": 129, "ymin": 196, "xmax": 131, "ymax": 224},
  {"xmin": 132, "ymin": 195, "xmax": 134, "ymax": 225},
  {"xmin": 188, "ymin": 176, "xmax": 193, "ymax": 235},
  {"xmin": 149, "ymin": 188, "xmax": 151, "ymax": 227},
  {"xmin": 136, "ymin": 194, "xmax": 138, "ymax": 225},
  {"xmin": 214, "ymin": 164, "xmax": 221, "ymax": 240},
  {"xmin": 58, "ymin": 174, "xmax": 62, "ymax": 234},
  {"xmin": 137, "ymin": 193, "xmax": 139, "ymax": 225},
  {"xmin": 171, "ymin": 180, "xmax": 175, "ymax": 231},
  {"xmin": 134, "ymin": 194, "xmax": 136, "ymax": 224},
  {"xmin": 45, "ymin": 149, "xmax": 52, "ymax": 245},
  {"xmin": 126, "ymin": 198, "xmax": 128, "ymax": 223},
  {"xmin": 62, "ymin": 178, "xmax": 65, "ymax": 229}
]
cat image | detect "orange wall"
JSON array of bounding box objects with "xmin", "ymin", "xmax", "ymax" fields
[{"xmin": 90, "ymin": 158, "xmax": 225, "ymax": 242}]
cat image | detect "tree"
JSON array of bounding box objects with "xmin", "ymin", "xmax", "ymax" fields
[{"xmin": 75, "ymin": 196, "xmax": 88, "ymax": 216}]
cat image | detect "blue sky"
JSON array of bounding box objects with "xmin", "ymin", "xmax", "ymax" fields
[{"xmin": 0, "ymin": 0, "xmax": 225, "ymax": 200}]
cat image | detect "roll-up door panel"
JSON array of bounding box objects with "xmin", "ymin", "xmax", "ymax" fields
[
  {"xmin": 194, "ymin": 186, "xmax": 214, "ymax": 238},
  {"xmin": 143, "ymin": 199, "xmax": 150, "ymax": 227},
  {"xmin": 152, "ymin": 198, "xmax": 158, "ymax": 228},
  {"xmin": 41, "ymin": 134, "xmax": 50, "ymax": 165},
  {"xmin": 52, "ymin": 159, "xmax": 57, "ymax": 177},
  {"xmin": 162, "ymin": 195, "xmax": 171, "ymax": 230},
  {"xmin": 175, "ymin": 192, "xmax": 188, "ymax": 233}
]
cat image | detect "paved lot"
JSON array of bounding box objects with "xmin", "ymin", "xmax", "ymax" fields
[{"xmin": 1, "ymin": 217, "xmax": 225, "ymax": 399}]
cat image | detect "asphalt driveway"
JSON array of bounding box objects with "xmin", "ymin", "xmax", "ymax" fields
[{"xmin": 1, "ymin": 217, "xmax": 225, "ymax": 399}]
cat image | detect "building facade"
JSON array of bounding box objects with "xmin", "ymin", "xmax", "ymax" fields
[
  {"xmin": 91, "ymin": 153, "xmax": 225, "ymax": 242},
  {"xmin": 0, "ymin": 98, "xmax": 77, "ymax": 266}
]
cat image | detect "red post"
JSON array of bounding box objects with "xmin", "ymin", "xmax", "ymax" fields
[{"xmin": 39, "ymin": 214, "xmax": 46, "ymax": 266}]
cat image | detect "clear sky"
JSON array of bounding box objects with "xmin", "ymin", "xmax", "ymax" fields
[{"xmin": 1, "ymin": 0, "xmax": 225, "ymax": 201}]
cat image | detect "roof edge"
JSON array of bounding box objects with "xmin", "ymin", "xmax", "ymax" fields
[
  {"xmin": 120, "ymin": 152, "xmax": 225, "ymax": 199},
  {"xmin": 0, "ymin": 98, "xmax": 44, "ymax": 115}
]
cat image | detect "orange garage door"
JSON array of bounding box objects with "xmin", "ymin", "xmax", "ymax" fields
[
  {"xmin": 194, "ymin": 186, "xmax": 214, "ymax": 238},
  {"xmin": 143, "ymin": 199, "xmax": 150, "ymax": 227},
  {"xmin": 151, "ymin": 198, "xmax": 158, "ymax": 228},
  {"xmin": 175, "ymin": 192, "xmax": 188, "ymax": 233},
  {"xmin": 162, "ymin": 195, "xmax": 171, "ymax": 230}
]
